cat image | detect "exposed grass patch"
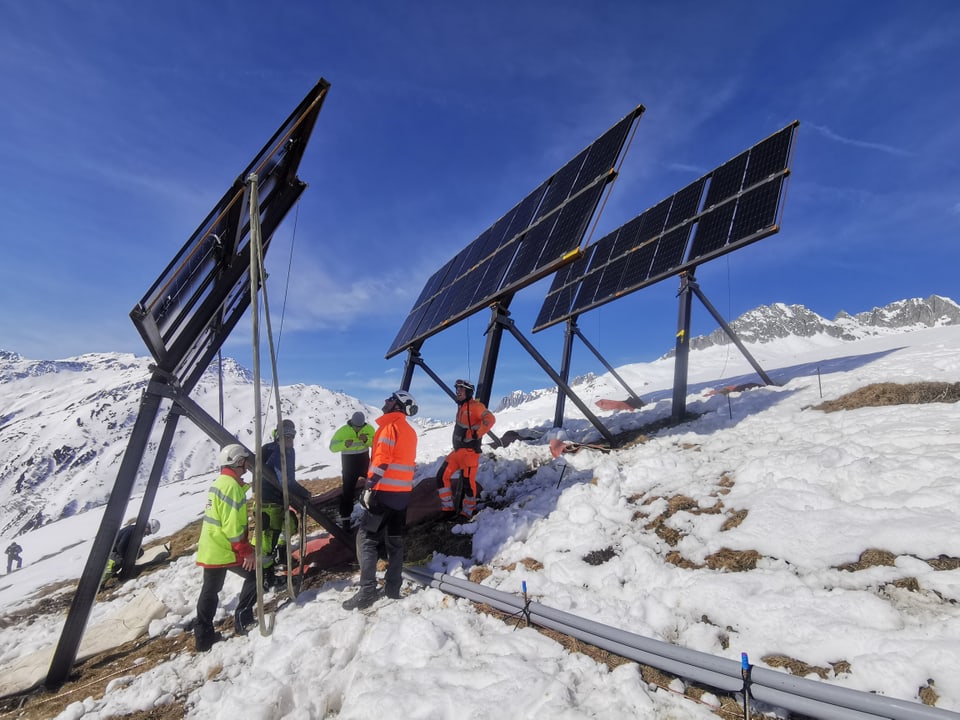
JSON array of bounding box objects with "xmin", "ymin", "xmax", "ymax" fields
[{"xmin": 814, "ymin": 381, "xmax": 960, "ymax": 412}]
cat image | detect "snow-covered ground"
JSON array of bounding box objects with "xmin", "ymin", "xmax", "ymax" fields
[{"xmin": 1, "ymin": 326, "xmax": 959, "ymax": 718}]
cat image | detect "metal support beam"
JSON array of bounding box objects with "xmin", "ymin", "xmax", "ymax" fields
[
  {"xmin": 495, "ymin": 308, "xmax": 615, "ymax": 445},
  {"xmin": 118, "ymin": 411, "xmax": 181, "ymax": 579},
  {"xmin": 688, "ymin": 280, "xmax": 774, "ymax": 386},
  {"xmin": 476, "ymin": 302, "xmax": 509, "ymax": 409},
  {"xmin": 46, "ymin": 381, "xmax": 166, "ymax": 689},
  {"xmin": 553, "ymin": 319, "xmax": 577, "ymax": 427},
  {"xmin": 402, "ymin": 348, "xmax": 456, "ymax": 401},
  {"xmin": 570, "ymin": 321, "xmax": 643, "ymax": 404},
  {"xmin": 670, "ymin": 272, "xmax": 775, "ymax": 424},
  {"xmin": 671, "ymin": 273, "xmax": 695, "ymax": 423},
  {"xmin": 400, "ymin": 343, "xmax": 424, "ymax": 391}
]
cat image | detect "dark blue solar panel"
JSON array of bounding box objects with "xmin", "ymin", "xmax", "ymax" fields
[
  {"xmin": 703, "ymin": 151, "xmax": 748, "ymax": 208},
  {"xmin": 570, "ymin": 266, "xmax": 604, "ymax": 314},
  {"xmin": 590, "ymin": 254, "xmax": 630, "ymax": 308},
  {"xmin": 586, "ymin": 227, "xmax": 620, "ymax": 270},
  {"xmin": 495, "ymin": 181, "xmax": 551, "ymax": 251},
  {"xmin": 619, "ymin": 243, "xmax": 658, "ymax": 291},
  {"xmin": 387, "ymin": 301, "xmax": 431, "ymax": 356},
  {"xmin": 608, "ymin": 213, "xmax": 647, "ymax": 257},
  {"xmin": 534, "ymin": 245, "xmax": 596, "ymax": 330},
  {"xmin": 502, "ymin": 174, "xmax": 605, "ymax": 290},
  {"xmin": 728, "ymin": 176, "xmax": 784, "ymax": 243},
  {"xmin": 666, "ymin": 177, "xmax": 707, "ymax": 227},
  {"xmin": 573, "ymin": 112, "xmax": 637, "ymax": 196},
  {"xmin": 648, "ymin": 226, "xmax": 693, "ymax": 279},
  {"xmin": 744, "ymin": 126, "xmax": 793, "ymax": 187},
  {"xmin": 635, "ymin": 198, "xmax": 672, "ymax": 244},
  {"xmin": 687, "ymin": 202, "xmax": 736, "ymax": 261},
  {"xmin": 500, "ymin": 219, "xmax": 555, "ymax": 289},
  {"xmin": 535, "ymin": 148, "xmax": 589, "ymax": 221}
]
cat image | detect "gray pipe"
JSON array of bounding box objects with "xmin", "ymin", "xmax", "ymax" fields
[{"xmin": 404, "ymin": 568, "xmax": 960, "ymax": 720}]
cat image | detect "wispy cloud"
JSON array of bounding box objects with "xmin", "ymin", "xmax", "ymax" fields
[{"xmin": 806, "ymin": 122, "xmax": 913, "ymax": 158}]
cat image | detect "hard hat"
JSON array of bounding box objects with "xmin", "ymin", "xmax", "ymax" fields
[
  {"xmin": 350, "ymin": 411, "xmax": 365, "ymax": 427},
  {"xmin": 390, "ymin": 390, "xmax": 419, "ymax": 417},
  {"xmin": 146, "ymin": 518, "xmax": 160, "ymax": 535},
  {"xmin": 219, "ymin": 443, "xmax": 250, "ymax": 468},
  {"xmin": 454, "ymin": 379, "xmax": 475, "ymax": 396}
]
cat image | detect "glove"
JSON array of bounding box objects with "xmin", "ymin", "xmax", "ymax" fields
[
  {"xmin": 360, "ymin": 489, "xmax": 373, "ymax": 510},
  {"xmin": 345, "ymin": 439, "xmax": 355, "ymax": 447}
]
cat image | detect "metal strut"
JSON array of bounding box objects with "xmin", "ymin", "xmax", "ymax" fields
[{"xmin": 671, "ymin": 271, "xmax": 775, "ymax": 423}]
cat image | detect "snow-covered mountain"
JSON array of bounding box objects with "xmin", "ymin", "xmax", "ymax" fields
[
  {"xmin": 0, "ymin": 353, "xmax": 379, "ymax": 538},
  {"xmin": 684, "ymin": 294, "xmax": 960, "ymax": 352}
]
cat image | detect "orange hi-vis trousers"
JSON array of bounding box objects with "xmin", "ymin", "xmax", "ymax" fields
[{"xmin": 438, "ymin": 448, "xmax": 480, "ymax": 517}]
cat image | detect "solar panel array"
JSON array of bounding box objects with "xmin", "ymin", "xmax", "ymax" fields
[
  {"xmin": 385, "ymin": 105, "xmax": 644, "ymax": 358},
  {"xmin": 534, "ymin": 121, "xmax": 798, "ymax": 332},
  {"xmin": 130, "ymin": 79, "xmax": 330, "ymax": 388}
]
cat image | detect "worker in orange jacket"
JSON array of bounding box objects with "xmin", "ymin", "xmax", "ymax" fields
[
  {"xmin": 437, "ymin": 379, "xmax": 495, "ymax": 518},
  {"xmin": 342, "ymin": 390, "xmax": 419, "ymax": 611}
]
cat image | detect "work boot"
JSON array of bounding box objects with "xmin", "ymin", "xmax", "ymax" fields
[
  {"xmin": 341, "ymin": 589, "xmax": 377, "ymax": 611},
  {"xmin": 194, "ymin": 628, "xmax": 224, "ymax": 652},
  {"xmin": 234, "ymin": 606, "xmax": 256, "ymax": 636}
]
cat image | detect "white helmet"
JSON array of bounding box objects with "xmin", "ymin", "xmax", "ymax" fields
[
  {"xmin": 219, "ymin": 443, "xmax": 250, "ymax": 468},
  {"xmin": 390, "ymin": 390, "xmax": 418, "ymax": 417},
  {"xmin": 146, "ymin": 518, "xmax": 160, "ymax": 535}
]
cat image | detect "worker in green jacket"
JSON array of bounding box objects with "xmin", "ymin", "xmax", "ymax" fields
[
  {"xmin": 194, "ymin": 444, "xmax": 258, "ymax": 652},
  {"xmin": 329, "ymin": 411, "xmax": 375, "ymax": 531}
]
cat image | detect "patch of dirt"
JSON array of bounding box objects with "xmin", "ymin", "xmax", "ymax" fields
[
  {"xmin": 502, "ymin": 557, "xmax": 543, "ymax": 572},
  {"xmin": 761, "ymin": 653, "xmax": 833, "ymax": 680},
  {"xmin": 920, "ymin": 681, "xmax": 940, "ymax": 706},
  {"xmin": 705, "ymin": 548, "xmax": 760, "ymax": 572},
  {"xmin": 720, "ymin": 509, "xmax": 748, "ymax": 531},
  {"xmin": 835, "ymin": 548, "xmax": 897, "ymax": 572},
  {"xmin": 926, "ymin": 555, "xmax": 960, "ymax": 571},
  {"xmin": 583, "ymin": 546, "xmax": 616, "ymax": 566},
  {"xmin": 814, "ymin": 381, "xmax": 960, "ymax": 412}
]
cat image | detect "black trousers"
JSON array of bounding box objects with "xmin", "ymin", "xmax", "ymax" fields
[
  {"xmin": 355, "ymin": 506, "xmax": 405, "ymax": 598},
  {"xmin": 195, "ymin": 565, "xmax": 257, "ymax": 638},
  {"xmin": 339, "ymin": 453, "xmax": 370, "ymax": 517}
]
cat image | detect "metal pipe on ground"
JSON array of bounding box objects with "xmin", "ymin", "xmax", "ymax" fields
[{"xmin": 403, "ymin": 568, "xmax": 959, "ymax": 720}]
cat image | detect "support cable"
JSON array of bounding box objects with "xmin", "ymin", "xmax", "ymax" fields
[
  {"xmin": 246, "ymin": 175, "xmax": 276, "ymax": 636},
  {"xmin": 252, "ymin": 188, "xmax": 298, "ymax": 603}
]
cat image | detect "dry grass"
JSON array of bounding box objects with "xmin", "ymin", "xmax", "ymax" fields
[{"xmin": 814, "ymin": 381, "xmax": 960, "ymax": 412}]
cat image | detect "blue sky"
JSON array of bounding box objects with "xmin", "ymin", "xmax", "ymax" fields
[{"xmin": 2, "ymin": 2, "xmax": 958, "ymax": 419}]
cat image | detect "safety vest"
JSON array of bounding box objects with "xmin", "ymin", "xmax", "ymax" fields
[
  {"xmin": 329, "ymin": 422, "xmax": 375, "ymax": 455},
  {"xmin": 368, "ymin": 411, "xmax": 418, "ymax": 493},
  {"xmin": 197, "ymin": 468, "xmax": 252, "ymax": 567},
  {"xmin": 452, "ymin": 399, "xmax": 495, "ymax": 451}
]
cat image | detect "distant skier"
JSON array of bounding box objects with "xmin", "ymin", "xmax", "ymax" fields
[{"xmin": 5, "ymin": 541, "xmax": 23, "ymax": 573}]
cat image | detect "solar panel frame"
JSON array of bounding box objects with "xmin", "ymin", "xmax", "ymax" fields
[
  {"xmin": 387, "ymin": 104, "xmax": 644, "ymax": 358},
  {"xmin": 130, "ymin": 79, "xmax": 330, "ymax": 381},
  {"xmin": 533, "ymin": 121, "xmax": 798, "ymax": 332}
]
